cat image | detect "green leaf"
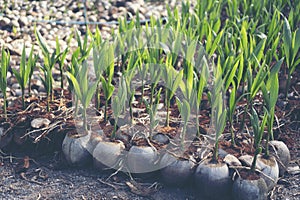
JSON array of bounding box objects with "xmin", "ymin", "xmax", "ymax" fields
[
  {"xmin": 241, "ymin": 24, "xmax": 248, "ymax": 57},
  {"xmin": 35, "ymin": 29, "xmax": 50, "ymax": 56},
  {"xmin": 251, "ymin": 38, "xmax": 266, "ymax": 64},
  {"xmin": 84, "ymin": 81, "xmax": 98, "ymax": 109},
  {"xmin": 172, "ymin": 69, "xmax": 184, "ymax": 95},
  {"xmin": 12, "ymin": 68, "xmax": 22, "ymax": 89},
  {"xmin": 66, "ymin": 72, "xmax": 82, "ymax": 100},
  {"xmin": 283, "ymin": 15, "xmax": 292, "ymax": 67},
  {"xmin": 250, "ymin": 55, "xmax": 267, "ymax": 99},
  {"xmin": 225, "ymin": 58, "xmax": 239, "ymax": 90},
  {"xmin": 209, "ymin": 29, "xmax": 224, "ymax": 57}
]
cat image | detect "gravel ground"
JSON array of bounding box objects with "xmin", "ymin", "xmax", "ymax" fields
[{"xmin": 0, "ymin": 0, "xmax": 299, "ymax": 199}]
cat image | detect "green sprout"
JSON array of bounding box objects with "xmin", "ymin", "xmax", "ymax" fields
[
  {"xmin": 99, "ymin": 44, "xmax": 115, "ymax": 122},
  {"xmin": 111, "ymin": 77, "xmax": 127, "ymax": 139},
  {"xmin": 249, "ymin": 107, "xmax": 268, "ymax": 172},
  {"xmin": 0, "ymin": 47, "xmax": 9, "ymax": 120},
  {"xmin": 35, "ymin": 29, "xmax": 59, "ymax": 111},
  {"xmin": 144, "ymin": 88, "xmax": 162, "ymax": 137},
  {"xmin": 55, "ymin": 37, "xmax": 69, "ymax": 90},
  {"xmin": 11, "ymin": 45, "xmax": 31, "ymax": 109},
  {"xmin": 210, "ymin": 63, "xmax": 227, "ymax": 162},
  {"xmin": 176, "ymin": 98, "xmax": 191, "ymax": 149},
  {"xmin": 66, "ymin": 63, "xmax": 98, "ymax": 131},
  {"xmin": 261, "ymin": 58, "xmax": 284, "ymax": 157},
  {"xmin": 27, "ymin": 47, "xmax": 38, "ymax": 96},
  {"xmin": 281, "ymin": 15, "xmax": 300, "ymax": 97},
  {"xmin": 124, "ymin": 52, "xmax": 139, "ymax": 124},
  {"xmin": 162, "ymin": 55, "xmax": 183, "ymax": 127}
]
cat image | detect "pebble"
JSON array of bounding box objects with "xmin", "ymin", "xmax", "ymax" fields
[{"xmin": 0, "ymin": 0, "xmax": 182, "ymax": 97}]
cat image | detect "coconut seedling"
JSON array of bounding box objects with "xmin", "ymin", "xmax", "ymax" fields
[
  {"xmin": 176, "ymin": 98, "xmax": 191, "ymax": 148},
  {"xmin": 12, "ymin": 44, "xmax": 31, "ymax": 109},
  {"xmin": 194, "ymin": 63, "xmax": 231, "ymax": 200},
  {"xmin": 137, "ymin": 50, "xmax": 149, "ymax": 103},
  {"xmin": 66, "ymin": 62, "xmax": 98, "ymax": 131},
  {"xmin": 240, "ymin": 56, "xmax": 268, "ymax": 131},
  {"xmin": 55, "ymin": 37, "xmax": 69, "ymax": 90},
  {"xmin": 100, "ymin": 44, "xmax": 115, "ymax": 122},
  {"xmin": 75, "ymin": 28, "xmax": 93, "ymax": 63},
  {"xmin": 178, "ymin": 62, "xmax": 194, "ymax": 146},
  {"xmin": 162, "ymin": 55, "xmax": 183, "ymax": 127},
  {"xmin": 27, "ymin": 47, "xmax": 38, "ymax": 96},
  {"xmin": 123, "ymin": 52, "xmax": 139, "ymax": 124},
  {"xmin": 281, "ymin": 15, "xmax": 300, "ymax": 97},
  {"xmin": 144, "ymin": 88, "xmax": 162, "ymax": 137},
  {"xmin": 232, "ymin": 108, "xmax": 269, "ymax": 200},
  {"xmin": 193, "ymin": 50, "xmax": 209, "ymax": 137},
  {"xmin": 225, "ymin": 54, "xmax": 247, "ymax": 146},
  {"xmin": 261, "ymin": 58, "xmax": 284, "ymax": 154},
  {"xmin": 67, "ymin": 50, "xmax": 81, "ymax": 115},
  {"xmin": 35, "ymin": 29, "xmax": 59, "ymax": 112},
  {"xmin": 0, "ymin": 47, "xmax": 9, "ymax": 120},
  {"xmin": 147, "ymin": 51, "xmax": 163, "ymax": 105},
  {"xmin": 210, "ymin": 62, "xmax": 227, "ymax": 163},
  {"xmin": 111, "ymin": 77, "xmax": 127, "ymax": 139}
]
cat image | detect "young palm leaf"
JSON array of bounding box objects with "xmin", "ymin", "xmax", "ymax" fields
[
  {"xmin": 111, "ymin": 77, "xmax": 127, "ymax": 138},
  {"xmin": 261, "ymin": 58, "xmax": 284, "ymax": 157},
  {"xmin": 162, "ymin": 55, "xmax": 183, "ymax": 127},
  {"xmin": 66, "ymin": 63, "xmax": 98, "ymax": 131},
  {"xmin": 0, "ymin": 47, "xmax": 9, "ymax": 120},
  {"xmin": 12, "ymin": 44, "xmax": 31, "ymax": 109},
  {"xmin": 249, "ymin": 108, "xmax": 268, "ymax": 172}
]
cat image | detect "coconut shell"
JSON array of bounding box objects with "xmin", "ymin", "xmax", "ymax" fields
[
  {"xmin": 93, "ymin": 141, "xmax": 125, "ymax": 171},
  {"xmin": 269, "ymin": 140, "xmax": 290, "ymax": 176},
  {"xmin": 194, "ymin": 159, "xmax": 232, "ymax": 199},
  {"xmin": 232, "ymin": 176, "xmax": 268, "ymax": 200},
  {"xmin": 126, "ymin": 145, "xmax": 158, "ymax": 174},
  {"xmin": 160, "ymin": 153, "xmax": 195, "ymax": 185},
  {"xmin": 257, "ymin": 155, "xmax": 279, "ymax": 191},
  {"xmin": 62, "ymin": 133, "xmax": 93, "ymax": 167}
]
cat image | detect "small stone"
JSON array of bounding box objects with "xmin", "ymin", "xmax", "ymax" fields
[
  {"xmin": 18, "ymin": 16, "xmax": 28, "ymax": 27},
  {"xmin": 89, "ymin": 15, "xmax": 97, "ymax": 22},
  {"xmin": 239, "ymin": 154, "xmax": 262, "ymax": 170},
  {"xmin": 0, "ymin": 17, "xmax": 11, "ymax": 27},
  {"xmin": 287, "ymin": 164, "xmax": 300, "ymax": 175},
  {"xmin": 11, "ymin": 19, "xmax": 19, "ymax": 27},
  {"xmin": 31, "ymin": 118, "xmax": 51, "ymax": 129},
  {"xmin": 224, "ymin": 154, "xmax": 242, "ymax": 166},
  {"xmin": 126, "ymin": 2, "xmax": 139, "ymax": 14}
]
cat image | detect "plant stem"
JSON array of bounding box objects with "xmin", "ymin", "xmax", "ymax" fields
[
  {"xmin": 28, "ymin": 81, "xmax": 31, "ymax": 96},
  {"xmin": 60, "ymin": 69, "xmax": 64, "ymax": 90},
  {"xmin": 3, "ymin": 95, "xmax": 7, "ymax": 120},
  {"xmin": 251, "ymin": 147, "xmax": 262, "ymax": 172},
  {"xmin": 196, "ymin": 106, "xmax": 200, "ymax": 137},
  {"xmin": 95, "ymin": 84, "xmax": 100, "ymax": 110},
  {"xmin": 181, "ymin": 124, "xmax": 187, "ymax": 149},
  {"xmin": 21, "ymin": 88, "xmax": 25, "ymax": 109},
  {"xmin": 112, "ymin": 119, "xmax": 117, "ymax": 138},
  {"xmin": 165, "ymin": 97, "xmax": 170, "ymax": 127},
  {"xmin": 230, "ymin": 121, "xmax": 236, "ymax": 146},
  {"xmin": 265, "ymin": 135, "xmax": 270, "ymax": 157},
  {"xmin": 83, "ymin": 108, "xmax": 87, "ymax": 131},
  {"xmin": 104, "ymin": 100, "xmax": 108, "ymax": 122},
  {"xmin": 213, "ymin": 140, "xmax": 219, "ymax": 162},
  {"xmin": 140, "ymin": 79, "xmax": 144, "ymax": 104},
  {"xmin": 285, "ymin": 70, "xmax": 291, "ymax": 98},
  {"xmin": 129, "ymin": 93, "xmax": 134, "ymax": 125},
  {"xmin": 150, "ymin": 83, "xmax": 155, "ymax": 105},
  {"xmin": 47, "ymin": 94, "xmax": 50, "ymax": 112}
]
